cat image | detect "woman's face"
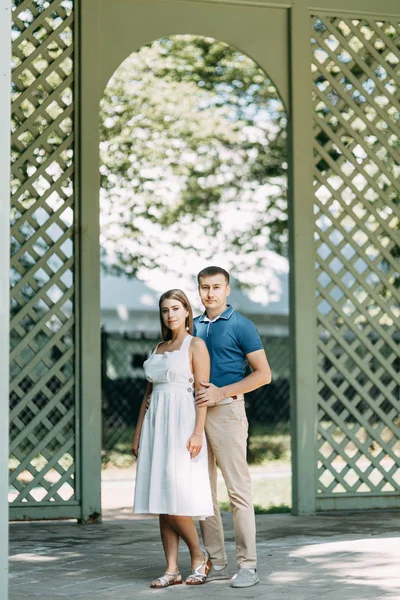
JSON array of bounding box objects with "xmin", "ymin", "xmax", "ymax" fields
[{"xmin": 160, "ymin": 298, "xmax": 188, "ymax": 332}]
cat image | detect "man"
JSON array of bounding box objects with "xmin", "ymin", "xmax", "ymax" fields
[{"xmin": 194, "ymin": 266, "xmax": 272, "ymax": 588}]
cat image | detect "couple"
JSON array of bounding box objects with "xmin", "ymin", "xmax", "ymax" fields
[{"xmin": 132, "ymin": 265, "xmax": 272, "ymax": 589}]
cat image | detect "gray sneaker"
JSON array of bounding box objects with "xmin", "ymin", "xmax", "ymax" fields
[
  {"xmin": 207, "ymin": 563, "xmax": 230, "ymax": 581},
  {"xmin": 230, "ymin": 568, "xmax": 259, "ymax": 588}
]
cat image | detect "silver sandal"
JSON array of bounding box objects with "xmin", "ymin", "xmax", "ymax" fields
[
  {"xmin": 150, "ymin": 571, "xmax": 182, "ymax": 588},
  {"xmin": 186, "ymin": 553, "xmax": 211, "ymax": 585}
]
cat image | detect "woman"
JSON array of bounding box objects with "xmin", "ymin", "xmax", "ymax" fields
[{"xmin": 132, "ymin": 289, "xmax": 213, "ymax": 588}]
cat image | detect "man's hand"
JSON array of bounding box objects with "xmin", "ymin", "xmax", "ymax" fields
[{"xmin": 195, "ymin": 382, "xmax": 223, "ymax": 407}]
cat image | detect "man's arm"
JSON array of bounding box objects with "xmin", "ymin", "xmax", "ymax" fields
[{"xmin": 195, "ymin": 349, "xmax": 271, "ymax": 407}]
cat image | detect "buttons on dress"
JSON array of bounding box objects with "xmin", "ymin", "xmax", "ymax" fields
[
  {"xmin": 189, "ymin": 378, "xmax": 194, "ymax": 383},
  {"xmin": 187, "ymin": 388, "xmax": 192, "ymax": 392}
]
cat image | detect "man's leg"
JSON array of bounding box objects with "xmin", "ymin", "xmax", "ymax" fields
[
  {"xmin": 206, "ymin": 402, "xmax": 256, "ymax": 570},
  {"xmin": 199, "ymin": 434, "xmax": 227, "ymax": 567}
]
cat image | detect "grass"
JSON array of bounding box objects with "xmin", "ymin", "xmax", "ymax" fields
[
  {"xmin": 217, "ymin": 463, "xmax": 291, "ymax": 512},
  {"xmin": 101, "ymin": 425, "xmax": 292, "ymax": 511},
  {"xmin": 102, "ymin": 423, "xmax": 291, "ymax": 468},
  {"xmin": 247, "ymin": 423, "xmax": 291, "ymax": 464},
  {"xmin": 219, "ymin": 501, "xmax": 291, "ymax": 514},
  {"xmin": 102, "ymin": 448, "xmax": 135, "ymax": 469}
]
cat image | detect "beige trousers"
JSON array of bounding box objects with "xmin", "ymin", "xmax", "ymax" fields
[{"xmin": 200, "ymin": 400, "xmax": 257, "ymax": 569}]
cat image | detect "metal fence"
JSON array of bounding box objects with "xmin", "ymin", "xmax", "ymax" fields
[{"xmin": 101, "ymin": 329, "xmax": 291, "ymax": 462}]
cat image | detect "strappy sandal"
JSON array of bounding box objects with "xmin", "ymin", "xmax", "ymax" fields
[
  {"xmin": 150, "ymin": 571, "xmax": 182, "ymax": 588},
  {"xmin": 186, "ymin": 552, "xmax": 211, "ymax": 586}
]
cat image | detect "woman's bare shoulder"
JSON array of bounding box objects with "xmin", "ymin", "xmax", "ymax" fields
[
  {"xmin": 151, "ymin": 341, "xmax": 163, "ymax": 353},
  {"xmin": 190, "ymin": 336, "xmax": 208, "ymax": 350}
]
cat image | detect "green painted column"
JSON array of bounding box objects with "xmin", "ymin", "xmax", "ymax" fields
[
  {"xmin": 288, "ymin": 4, "xmax": 318, "ymax": 515},
  {"xmin": 0, "ymin": 1, "xmax": 11, "ymax": 596},
  {"xmin": 78, "ymin": 1, "xmax": 102, "ymax": 522}
]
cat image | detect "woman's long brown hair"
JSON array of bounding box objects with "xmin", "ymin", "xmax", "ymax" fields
[{"xmin": 158, "ymin": 289, "xmax": 194, "ymax": 341}]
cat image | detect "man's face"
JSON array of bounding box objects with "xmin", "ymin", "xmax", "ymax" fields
[{"xmin": 198, "ymin": 274, "xmax": 230, "ymax": 313}]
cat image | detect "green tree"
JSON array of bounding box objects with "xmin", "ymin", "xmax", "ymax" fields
[{"xmin": 99, "ymin": 35, "xmax": 288, "ymax": 284}]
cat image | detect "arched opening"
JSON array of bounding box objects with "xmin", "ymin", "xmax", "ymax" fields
[{"xmin": 98, "ymin": 35, "xmax": 291, "ymax": 513}]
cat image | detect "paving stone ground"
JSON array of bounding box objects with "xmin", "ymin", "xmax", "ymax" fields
[{"xmin": 9, "ymin": 508, "xmax": 400, "ymax": 600}]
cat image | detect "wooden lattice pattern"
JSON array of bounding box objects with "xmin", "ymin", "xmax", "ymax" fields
[
  {"xmin": 9, "ymin": 0, "xmax": 76, "ymax": 508},
  {"xmin": 312, "ymin": 16, "xmax": 400, "ymax": 504}
]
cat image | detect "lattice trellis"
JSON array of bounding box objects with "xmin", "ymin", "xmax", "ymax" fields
[
  {"xmin": 9, "ymin": 0, "xmax": 77, "ymax": 513},
  {"xmin": 312, "ymin": 16, "xmax": 400, "ymax": 507}
]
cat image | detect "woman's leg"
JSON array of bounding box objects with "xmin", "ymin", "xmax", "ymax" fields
[
  {"xmin": 151, "ymin": 515, "xmax": 182, "ymax": 588},
  {"xmin": 166, "ymin": 515, "xmax": 206, "ymax": 570},
  {"xmin": 159, "ymin": 514, "xmax": 180, "ymax": 572}
]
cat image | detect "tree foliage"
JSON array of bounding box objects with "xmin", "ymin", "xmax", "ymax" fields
[{"xmin": 99, "ymin": 35, "xmax": 288, "ymax": 283}]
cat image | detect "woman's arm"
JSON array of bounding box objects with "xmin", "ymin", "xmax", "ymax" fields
[
  {"xmin": 186, "ymin": 338, "xmax": 210, "ymax": 459},
  {"xmin": 131, "ymin": 381, "xmax": 153, "ymax": 457}
]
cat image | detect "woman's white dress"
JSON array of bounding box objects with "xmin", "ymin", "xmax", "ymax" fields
[{"xmin": 133, "ymin": 335, "xmax": 213, "ymax": 520}]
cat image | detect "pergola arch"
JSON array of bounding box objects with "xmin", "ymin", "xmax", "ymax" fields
[{"xmin": 1, "ymin": 5, "xmax": 399, "ymax": 584}]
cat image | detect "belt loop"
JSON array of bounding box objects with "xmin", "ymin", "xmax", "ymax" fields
[{"xmin": 231, "ymin": 394, "xmax": 244, "ymax": 402}]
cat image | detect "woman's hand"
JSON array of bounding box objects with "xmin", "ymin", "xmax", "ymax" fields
[
  {"xmin": 186, "ymin": 433, "xmax": 203, "ymax": 459},
  {"xmin": 131, "ymin": 436, "xmax": 140, "ymax": 457}
]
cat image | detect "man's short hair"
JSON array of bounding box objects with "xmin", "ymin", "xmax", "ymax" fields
[{"xmin": 197, "ymin": 266, "xmax": 230, "ymax": 285}]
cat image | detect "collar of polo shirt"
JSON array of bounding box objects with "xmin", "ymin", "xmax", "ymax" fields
[{"xmin": 199, "ymin": 304, "xmax": 235, "ymax": 323}]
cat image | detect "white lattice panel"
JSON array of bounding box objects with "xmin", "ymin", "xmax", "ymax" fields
[
  {"xmin": 312, "ymin": 16, "xmax": 400, "ymax": 508},
  {"xmin": 9, "ymin": 0, "xmax": 77, "ymax": 513}
]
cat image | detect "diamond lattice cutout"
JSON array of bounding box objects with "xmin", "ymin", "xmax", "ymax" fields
[
  {"xmin": 312, "ymin": 15, "xmax": 400, "ymax": 503},
  {"xmin": 9, "ymin": 0, "xmax": 76, "ymax": 509}
]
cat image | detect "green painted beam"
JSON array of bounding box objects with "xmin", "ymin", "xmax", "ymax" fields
[
  {"xmin": 1, "ymin": 1, "xmax": 11, "ymax": 596},
  {"xmin": 307, "ymin": 0, "xmax": 400, "ymax": 17},
  {"xmin": 317, "ymin": 496, "xmax": 400, "ymax": 511},
  {"xmin": 288, "ymin": 3, "xmax": 318, "ymax": 515},
  {"xmin": 166, "ymin": 0, "xmax": 400, "ymax": 15},
  {"xmin": 9, "ymin": 505, "xmax": 82, "ymax": 522},
  {"xmin": 96, "ymin": 0, "xmax": 289, "ymax": 107},
  {"xmin": 78, "ymin": 0, "xmax": 102, "ymax": 523}
]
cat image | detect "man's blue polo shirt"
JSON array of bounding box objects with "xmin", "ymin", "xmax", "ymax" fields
[{"xmin": 193, "ymin": 305, "xmax": 264, "ymax": 388}]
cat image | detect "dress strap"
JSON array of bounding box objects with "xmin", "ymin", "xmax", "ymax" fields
[
  {"xmin": 182, "ymin": 335, "xmax": 194, "ymax": 376},
  {"xmin": 151, "ymin": 342, "xmax": 162, "ymax": 356},
  {"xmin": 181, "ymin": 335, "xmax": 193, "ymax": 352}
]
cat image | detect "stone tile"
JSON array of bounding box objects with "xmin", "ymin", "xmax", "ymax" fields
[
  {"xmin": 9, "ymin": 512, "xmax": 400, "ymax": 600},
  {"xmin": 318, "ymin": 587, "xmax": 392, "ymax": 600},
  {"xmin": 372, "ymin": 596, "xmax": 400, "ymax": 600}
]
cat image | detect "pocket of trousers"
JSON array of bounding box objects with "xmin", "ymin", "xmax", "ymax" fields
[
  {"xmin": 229, "ymin": 401, "xmax": 245, "ymax": 422},
  {"xmin": 208, "ymin": 403, "xmax": 247, "ymax": 447}
]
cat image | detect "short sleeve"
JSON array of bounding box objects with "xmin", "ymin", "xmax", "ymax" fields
[{"xmin": 236, "ymin": 316, "xmax": 264, "ymax": 355}]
